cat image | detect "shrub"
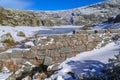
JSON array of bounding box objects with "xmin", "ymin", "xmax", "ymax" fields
[{"xmin": 17, "ymin": 31, "xmax": 26, "ymax": 37}]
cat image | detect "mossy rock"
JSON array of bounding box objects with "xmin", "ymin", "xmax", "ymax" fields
[
  {"xmin": 1, "ymin": 33, "xmax": 15, "ymax": 45},
  {"xmin": 17, "ymin": 31, "xmax": 26, "ymax": 37}
]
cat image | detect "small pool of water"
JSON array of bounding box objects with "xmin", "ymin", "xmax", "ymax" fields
[{"xmin": 36, "ymin": 27, "xmax": 80, "ymax": 35}]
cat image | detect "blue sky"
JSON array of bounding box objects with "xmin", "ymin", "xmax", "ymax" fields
[{"xmin": 0, "ymin": 0, "xmax": 105, "ymax": 10}]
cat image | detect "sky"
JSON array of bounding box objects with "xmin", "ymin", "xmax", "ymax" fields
[{"xmin": 0, "ymin": 0, "xmax": 106, "ymax": 11}]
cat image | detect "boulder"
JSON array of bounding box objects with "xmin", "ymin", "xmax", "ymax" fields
[
  {"xmin": 0, "ymin": 33, "xmax": 15, "ymax": 44},
  {"xmin": 115, "ymin": 14, "xmax": 120, "ymax": 23},
  {"xmin": 17, "ymin": 31, "xmax": 25, "ymax": 37},
  {"xmin": 43, "ymin": 56, "xmax": 52, "ymax": 66}
]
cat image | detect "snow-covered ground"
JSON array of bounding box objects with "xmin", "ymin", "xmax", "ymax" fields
[
  {"xmin": 0, "ymin": 26, "xmax": 81, "ymax": 42},
  {"xmin": 50, "ymin": 41, "xmax": 120, "ymax": 80}
]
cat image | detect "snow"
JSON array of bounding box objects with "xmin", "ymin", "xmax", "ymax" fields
[
  {"xmin": 24, "ymin": 61, "xmax": 35, "ymax": 68},
  {"xmin": 46, "ymin": 38, "xmax": 54, "ymax": 45},
  {"xmin": 0, "ymin": 73, "xmax": 12, "ymax": 80},
  {"xmin": 25, "ymin": 41, "xmax": 35, "ymax": 46},
  {"xmin": 51, "ymin": 42, "xmax": 120, "ymax": 79},
  {"xmin": 22, "ymin": 76, "xmax": 30, "ymax": 80},
  {"xmin": 56, "ymin": 76, "xmax": 64, "ymax": 80}
]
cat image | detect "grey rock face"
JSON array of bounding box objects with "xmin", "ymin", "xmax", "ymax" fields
[{"xmin": 43, "ymin": 56, "xmax": 52, "ymax": 66}]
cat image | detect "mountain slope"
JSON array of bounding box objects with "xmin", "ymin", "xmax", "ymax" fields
[{"xmin": 0, "ymin": 0, "xmax": 120, "ymax": 27}]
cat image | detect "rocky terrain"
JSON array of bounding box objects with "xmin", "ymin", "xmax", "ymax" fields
[
  {"xmin": 0, "ymin": 0, "xmax": 120, "ymax": 79},
  {"xmin": 0, "ymin": 0, "xmax": 120, "ymax": 27}
]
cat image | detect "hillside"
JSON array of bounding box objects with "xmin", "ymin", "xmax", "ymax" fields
[{"xmin": 0, "ymin": 0, "xmax": 120, "ymax": 27}]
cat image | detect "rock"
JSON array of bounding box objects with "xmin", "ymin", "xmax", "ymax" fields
[
  {"xmin": 47, "ymin": 63, "xmax": 60, "ymax": 71},
  {"xmin": 115, "ymin": 14, "xmax": 120, "ymax": 23},
  {"xmin": 0, "ymin": 53, "xmax": 11, "ymax": 59},
  {"xmin": 24, "ymin": 41, "xmax": 35, "ymax": 48},
  {"xmin": 0, "ymin": 33, "xmax": 15, "ymax": 44},
  {"xmin": 11, "ymin": 50, "xmax": 23, "ymax": 58},
  {"xmin": 15, "ymin": 71, "xmax": 22, "ymax": 78},
  {"xmin": 43, "ymin": 56, "xmax": 52, "ymax": 66},
  {"xmin": 9, "ymin": 64, "xmax": 16, "ymax": 72},
  {"xmin": 17, "ymin": 31, "xmax": 26, "ymax": 37},
  {"xmin": 22, "ymin": 64, "xmax": 33, "ymax": 73},
  {"xmin": 34, "ymin": 72, "xmax": 47, "ymax": 79},
  {"xmin": 107, "ymin": 17, "xmax": 115, "ymax": 23},
  {"xmin": 108, "ymin": 0, "xmax": 120, "ymax": 4},
  {"xmin": 2, "ymin": 66, "xmax": 10, "ymax": 73},
  {"xmin": 22, "ymin": 76, "xmax": 32, "ymax": 80},
  {"xmin": 7, "ymin": 76, "xmax": 16, "ymax": 80},
  {"xmin": 0, "ymin": 43, "xmax": 5, "ymax": 49}
]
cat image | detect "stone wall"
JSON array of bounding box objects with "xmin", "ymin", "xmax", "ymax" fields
[
  {"xmin": 33, "ymin": 34, "xmax": 98, "ymax": 63},
  {"xmin": 0, "ymin": 33, "xmax": 111, "ymax": 66},
  {"xmin": 0, "ymin": 29, "xmax": 119, "ymax": 72}
]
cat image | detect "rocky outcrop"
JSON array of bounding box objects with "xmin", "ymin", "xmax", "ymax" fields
[{"xmin": 106, "ymin": 14, "xmax": 120, "ymax": 23}]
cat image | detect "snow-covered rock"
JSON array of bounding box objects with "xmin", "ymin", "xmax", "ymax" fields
[
  {"xmin": 2, "ymin": 66, "xmax": 10, "ymax": 73},
  {"xmin": 25, "ymin": 41, "xmax": 35, "ymax": 47}
]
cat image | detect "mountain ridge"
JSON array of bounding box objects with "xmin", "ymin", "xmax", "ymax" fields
[{"xmin": 0, "ymin": 0, "xmax": 120, "ymax": 27}]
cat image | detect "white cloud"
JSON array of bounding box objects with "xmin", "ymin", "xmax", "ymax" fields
[{"xmin": 0, "ymin": 0, "xmax": 32, "ymax": 9}]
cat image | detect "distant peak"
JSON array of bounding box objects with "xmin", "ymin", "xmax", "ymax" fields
[{"xmin": 107, "ymin": 0, "xmax": 120, "ymax": 3}]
